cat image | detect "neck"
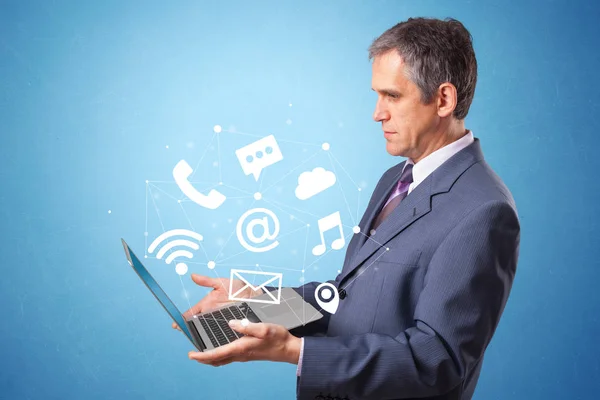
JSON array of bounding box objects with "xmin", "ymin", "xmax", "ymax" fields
[{"xmin": 412, "ymin": 121, "xmax": 466, "ymax": 164}]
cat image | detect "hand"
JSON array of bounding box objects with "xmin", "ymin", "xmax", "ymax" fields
[
  {"xmin": 188, "ymin": 320, "xmax": 302, "ymax": 366},
  {"xmin": 172, "ymin": 273, "xmax": 260, "ymax": 331}
]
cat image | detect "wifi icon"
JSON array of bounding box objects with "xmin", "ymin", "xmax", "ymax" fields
[{"xmin": 147, "ymin": 229, "xmax": 204, "ymax": 275}]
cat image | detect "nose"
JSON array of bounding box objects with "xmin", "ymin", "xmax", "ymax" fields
[{"xmin": 372, "ymin": 98, "xmax": 390, "ymax": 122}]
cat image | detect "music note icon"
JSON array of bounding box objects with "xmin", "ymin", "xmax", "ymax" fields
[{"xmin": 312, "ymin": 211, "xmax": 346, "ymax": 256}]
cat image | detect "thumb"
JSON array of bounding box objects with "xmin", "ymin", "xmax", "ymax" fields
[
  {"xmin": 191, "ymin": 274, "xmax": 219, "ymax": 289},
  {"xmin": 229, "ymin": 320, "xmax": 272, "ymax": 339}
]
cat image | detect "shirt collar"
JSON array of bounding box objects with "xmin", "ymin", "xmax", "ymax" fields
[{"xmin": 403, "ymin": 130, "xmax": 475, "ymax": 189}]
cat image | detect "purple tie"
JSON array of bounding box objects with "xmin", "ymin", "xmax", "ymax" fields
[{"xmin": 371, "ymin": 163, "xmax": 414, "ymax": 230}]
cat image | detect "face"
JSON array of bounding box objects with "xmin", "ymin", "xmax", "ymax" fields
[{"xmin": 371, "ymin": 50, "xmax": 441, "ymax": 161}]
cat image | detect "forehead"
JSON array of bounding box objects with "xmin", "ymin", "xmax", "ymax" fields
[{"xmin": 371, "ymin": 50, "xmax": 410, "ymax": 89}]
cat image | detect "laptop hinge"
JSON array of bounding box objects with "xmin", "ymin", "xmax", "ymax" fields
[{"xmin": 186, "ymin": 320, "xmax": 206, "ymax": 351}]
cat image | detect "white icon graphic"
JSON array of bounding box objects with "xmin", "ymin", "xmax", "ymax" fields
[
  {"xmin": 315, "ymin": 282, "xmax": 339, "ymax": 314},
  {"xmin": 235, "ymin": 135, "xmax": 283, "ymax": 181},
  {"xmin": 312, "ymin": 211, "xmax": 345, "ymax": 256},
  {"xmin": 236, "ymin": 208, "xmax": 280, "ymax": 253},
  {"xmin": 148, "ymin": 229, "xmax": 204, "ymax": 275},
  {"xmin": 173, "ymin": 159, "xmax": 226, "ymax": 209},
  {"xmin": 295, "ymin": 167, "xmax": 337, "ymax": 200},
  {"xmin": 229, "ymin": 269, "xmax": 283, "ymax": 305}
]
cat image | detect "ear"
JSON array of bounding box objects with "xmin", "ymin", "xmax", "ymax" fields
[{"xmin": 436, "ymin": 82, "xmax": 457, "ymax": 118}]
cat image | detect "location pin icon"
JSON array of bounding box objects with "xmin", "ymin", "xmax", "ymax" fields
[{"xmin": 315, "ymin": 282, "xmax": 340, "ymax": 314}]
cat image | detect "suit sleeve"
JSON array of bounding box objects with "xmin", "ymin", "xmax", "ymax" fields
[{"xmin": 297, "ymin": 200, "xmax": 520, "ymax": 399}]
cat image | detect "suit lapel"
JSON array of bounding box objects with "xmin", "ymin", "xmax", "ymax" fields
[
  {"xmin": 339, "ymin": 178, "xmax": 432, "ymax": 283},
  {"xmin": 339, "ymin": 138, "xmax": 485, "ymax": 285}
]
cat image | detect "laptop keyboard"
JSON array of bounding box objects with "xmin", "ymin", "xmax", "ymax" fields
[{"xmin": 196, "ymin": 302, "xmax": 261, "ymax": 348}]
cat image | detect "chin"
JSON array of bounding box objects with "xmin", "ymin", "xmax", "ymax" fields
[{"xmin": 385, "ymin": 142, "xmax": 408, "ymax": 157}]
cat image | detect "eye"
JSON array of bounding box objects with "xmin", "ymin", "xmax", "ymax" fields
[{"xmin": 387, "ymin": 93, "xmax": 400, "ymax": 100}]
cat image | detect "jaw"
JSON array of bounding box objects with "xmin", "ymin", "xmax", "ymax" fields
[{"xmin": 385, "ymin": 139, "xmax": 410, "ymax": 157}]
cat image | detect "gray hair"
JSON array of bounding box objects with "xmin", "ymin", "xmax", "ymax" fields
[{"xmin": 368, "ymin": 17, "xmax": 477, "ymax": 120}]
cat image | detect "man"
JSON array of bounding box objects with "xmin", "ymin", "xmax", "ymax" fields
[{"xmin": 176, "ymin": 17, "xmax": 520, "ymax": 400}]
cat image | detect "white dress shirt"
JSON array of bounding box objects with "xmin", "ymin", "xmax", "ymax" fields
[
  {"xmin": 405, "ymin": 130, "xmax": 474, "ymax": 195},
  {"xmin": 296, "ymin": 130, "xmax": 475, "ymax": 376}
]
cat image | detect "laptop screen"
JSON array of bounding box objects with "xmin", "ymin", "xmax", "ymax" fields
[{"xmin": 121, "ymin": 239, "xmax": 198, "ymax": 348}]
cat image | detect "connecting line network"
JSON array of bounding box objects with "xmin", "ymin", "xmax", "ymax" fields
[{"xmin": 142, "ymin": 125, "xmax": 387, "ymax": 325}]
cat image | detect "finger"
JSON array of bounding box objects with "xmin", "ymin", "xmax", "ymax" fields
[
  {"xmin": 191, "ymin": 354, "xmax": 238, "ymax": 367},
  {"xmin": 209, "ymin": 356, "xmax": 237, "ymax": 367},
  {"xmin": 172, "ymin": 322, "xmax": 182, "ymax": 331},
  {"xmin": 228, "ymin": 320, "xmax": 273, "ymax": 339},
  {"xmin": 182, "ymin": 301, "xmax": 207, "ymax": 319},
  {"xmin": 188, "ymin": 342, "xmax": 244, "ymax": 363},
  {"xmin": 182, "ymin": 294, "xmax": 222, "ymax": 318},
  {"xmin": 191, "ymin": 274, "xmax": 220, "ymax": 290}
]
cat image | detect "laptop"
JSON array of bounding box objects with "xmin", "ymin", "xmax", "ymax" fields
[{"xmin": 121, "ymin": 239, "xmax": 323, "ymax": 351}]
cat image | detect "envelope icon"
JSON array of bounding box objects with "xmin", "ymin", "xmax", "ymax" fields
[{"xmin": 228, "ymin": 269, "xmax": 283, "ymax": 305}]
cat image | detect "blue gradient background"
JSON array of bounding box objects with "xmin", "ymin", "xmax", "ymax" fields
[{"xmin": 1, "ymin": 1, "xmax": 599, "ymax": 399}]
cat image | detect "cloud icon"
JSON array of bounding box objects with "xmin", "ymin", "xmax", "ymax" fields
[{"xmin": 295, "ymin": 167, "xmax": 337, "ymax": 200}]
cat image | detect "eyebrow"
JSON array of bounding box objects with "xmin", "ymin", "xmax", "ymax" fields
[{"xmin": 371, "ymin": 88, "xmax": 402, "ymax": 97}]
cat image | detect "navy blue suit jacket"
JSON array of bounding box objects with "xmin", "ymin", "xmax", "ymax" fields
[{"xmin": 290, "ymin": 138, "xmax": 520, "ymax": 400}]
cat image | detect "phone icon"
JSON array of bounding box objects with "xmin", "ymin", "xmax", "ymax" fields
[{"xmin": 173, "ymin": 160, "xmax": 226, "ymax": 210}]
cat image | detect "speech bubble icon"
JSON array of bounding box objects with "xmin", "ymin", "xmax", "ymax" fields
[
  {"xmin": 315, "ymin": 282, "xmax": 340, "ymax": 314},
  {"xmin": 235, "ymin": 135, "xmax": 283, "ymax": 181}
]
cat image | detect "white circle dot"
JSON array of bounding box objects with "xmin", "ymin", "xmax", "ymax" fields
[
  {"xmin": 302, "ymin": 269, "xmax": 305, "ymax": 273},
  {"xmin": 370, "ymin": 229, "xmax": 376, "ymax": 235},
  {"xmin": 175, "ymin": 263, "xmax": 188, "ymax": 275},
  {"xmin": 358, "ymin": 188, "xmax": 362, "ymax": 192},
  {"xmin": 289, "ymin": 103, "xmax": 293, "ymax": 107},
  {"xmin": 177, "ymin": 199, "xmax": 181, "ymax": 203},
  {"xmin": 241, "ymin": 318, "xmax": 249, "ymax": 326},
  {"xmin": 165, "ymin": 145, "xmax": 169, "ymax": 149},
  {"xmin": 212, "ymin": 161, "xmax": 218, "ymax": 167},
  {"xmin": 144, "ymin": 255, "xmax": 148, "ymax": 258},
  {"xmin": 306, "ymin": 223, "xmax": 310, "ymax": 227},
  {"xmin": 254, "ymin": 192, "xmax": 262, "ymax": 200},
  {"xmin": 144, "ymin": 232, "xmax": 148, "ymax": 236},
  {"xmin": 286, "ymin": 118, "xmax": 292, "ymax": 125},
  {"xmin": 337, "ymin": 270, "xmax": 341, "ymax": 273},
  {"xmin": 386, "ymin": 247, "xmax": 390, "ymax": 251},
  {"xmin": 145, "ymin": 180, "xmax": 149, "ymax": 183},
  {"xmin": 207, "ymin": 261, "xmax": 215, "ymax": 269},
  {"xmin": 219, "ymin": 181, "xmax": 223, "ymax": 185},
  {"xmin": 213, "ymin": 125, "xmax": 222, "ymax": 133},
  {"xmin": 107, "ymin": 210, "xmax": 112, "ymax": 214},
  {"xmin": 352, "ymin": 226, "xmax": 360, "ymax": 234},
  {"xmin": 322, "ymin": 142, "xmax": 330, "ymax": 151},
  {"xmin": 255, "ymin": 263, "xmax": 259, "ymax": 267},
  {"xmin": 320, "ymin": 288, "xmax": 333, "ymax": 300}
]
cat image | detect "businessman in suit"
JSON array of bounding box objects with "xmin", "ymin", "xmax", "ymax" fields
[{"xmin": 178, "ymin": 17, "xmax": 520, "ymax": 400}]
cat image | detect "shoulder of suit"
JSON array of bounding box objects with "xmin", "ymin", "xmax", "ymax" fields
[{"xmin": 456, "ymin": 160, "xmax": 518, "ymax": 211}]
